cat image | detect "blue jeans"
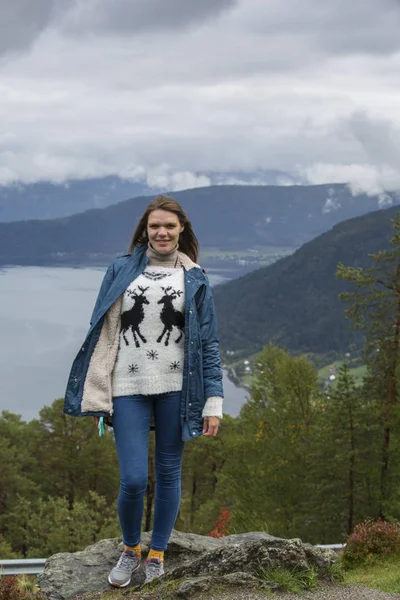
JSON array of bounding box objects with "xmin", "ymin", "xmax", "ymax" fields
[{"xmin": 112, "ymin": 392, "xmax": 185, "ymax": 551}]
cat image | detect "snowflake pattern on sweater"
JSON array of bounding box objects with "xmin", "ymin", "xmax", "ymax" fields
[{"xmin": 112, "ymin": 267, "xmax": 185, "ymax": 397}]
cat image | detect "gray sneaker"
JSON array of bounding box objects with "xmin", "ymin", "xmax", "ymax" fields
[
  {"xmin": 108, "ymin": 549, "xmax": 141, "ymax": 587},
  {"xmin": 144, "ymin": 558, "xmax": 164, "ymax": 585}
]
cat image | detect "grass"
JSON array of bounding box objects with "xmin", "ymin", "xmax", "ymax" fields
[
  {"xmin": 16, "ymin": 575, "xmax": 41, "ymax": 594},
  {"xmin": 325, "ymin": 560, "xmax": 345, "ymax": 583},
  {"xmin": 318, "ymin": 360, "xmax": 367, "ymax": 386},
  {"xmin": 257, "ymin": 566, "xmax": 318, "ymax": 594},
  {"xmin": 343, "ymin": 554, "xmax": 400, "ymax": 594},
  {"xmin": 256, "ymin": 557, "xmax": 400, "ymax": 596}
]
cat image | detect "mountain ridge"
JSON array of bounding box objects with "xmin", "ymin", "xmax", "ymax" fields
[
  {"xmin": 213, "ymin": 203, "xmax": 400, "ymax": 357},
  {"xmin": 0, "ymin": 170, "xmax": 294, "ymax": 222},
  {"xmin": 0, "ymin": 183, "xmax": 398, "ymax": 266}
]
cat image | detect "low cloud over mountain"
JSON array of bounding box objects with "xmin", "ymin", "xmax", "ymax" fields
[{"xmin": 1, "ymin": 0, "xmax": 400, "ymax": 195}]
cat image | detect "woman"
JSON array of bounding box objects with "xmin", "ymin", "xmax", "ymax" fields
[{"xmin": 64, "ymin": 195, "xmax": 224, "ymax": 587}]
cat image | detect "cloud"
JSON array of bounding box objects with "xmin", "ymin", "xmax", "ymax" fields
[
  {"xmin": 304, "ymin": 112, "xmax": 400, "ymax": 195},
  {"xmin": 1, "ymin": 0, "xmax": 400, "ymax": 193},
  {"xmin": 237, "ymin": 0, "xmax": 400, "ymax": 61},
  {"xmin": 56, "ymin": 0, "xmax": 400, "ymax": 64},
  {"xmin": 304, "ymin": 164, "xmax": 400, "ymax": 196},
  {"xmin": 322, "ymin": 188, "xmax": 342, "ymax": 214},
  {"xmin": 0, "ymin": 0, "xmax": 237, "ymax": 58},
  {"xmin": 344, "ymin": 111, "xmax": 400, "ymax": 169},
  {"xmin": 0, "ymin": 0, "xmax": 66, "ymax": 56},
  {"xmin": 63, "ymin": 0, "xmax": 237, "ymax": 34},
  {"xmin": 138, "ymin": 166, "xmax": 212, "ymax": 191}
]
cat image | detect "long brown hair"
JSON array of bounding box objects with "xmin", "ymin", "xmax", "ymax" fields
[{"xmin": 128, "ymin": 195, "xmax": 199, "ymax": 263}]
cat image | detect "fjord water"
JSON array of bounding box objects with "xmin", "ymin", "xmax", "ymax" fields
[{"xmin": 0, "ymin": 266, "xmax": 248, "ymax": 422}]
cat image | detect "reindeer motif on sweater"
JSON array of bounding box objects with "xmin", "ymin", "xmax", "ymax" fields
[
  {"xmin": 157, "ymin": 286, "xmax": 184, "ymax": 346},
  {"xmin": 113, "ymin": 267, "xmax": 186, "ymax": 397},
  {"xmin": 120, "ymin": 285, "xmax": 149, "ymax": 347}
]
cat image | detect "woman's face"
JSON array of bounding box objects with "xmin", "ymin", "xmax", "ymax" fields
[{"xmin": 147, "ymin": 209, "xmax": 184, "ymax": 254}]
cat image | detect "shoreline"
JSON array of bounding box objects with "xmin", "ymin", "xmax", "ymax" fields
[
  {"xmin": 223, "ymin": 366, "xmax": 251, "ymax": 394},
  {"xmin": 221, "ymin": 367, "xmax": 250, "ymax": 418}
]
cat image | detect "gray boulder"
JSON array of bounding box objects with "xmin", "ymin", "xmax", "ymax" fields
[
  {"xmin": 172, "ymin": 572, "xmax": 284, "ymax": 598},
  {"xmin": 38, "ymin": 530, "xmax": 337, "ymax": 600}
]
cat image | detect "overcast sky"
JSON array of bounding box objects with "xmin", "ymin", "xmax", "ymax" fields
[{"xmin": 1, "ymin": 0, "xmax": 400, "ymax": 194}]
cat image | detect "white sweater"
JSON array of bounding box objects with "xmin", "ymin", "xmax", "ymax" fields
[
  {"xmin": 112, "ymin": 244, "xmax": 223, "ymax": 419},
  {"xmin": 112, "ymin": 267, "xmax": 185, "ymax": 396}
]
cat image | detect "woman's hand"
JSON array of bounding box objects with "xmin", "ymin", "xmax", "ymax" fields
[
  {"xmin": 202, "ymin": 416, "xmax": 220, "ymax": 437},
  {"xmin": 93, "ymin": 416, "xmax": 100, "ymax": 428}
]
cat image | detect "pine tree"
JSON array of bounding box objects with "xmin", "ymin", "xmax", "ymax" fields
[
  {"xmin": 219, "ymin": 345, "xmax": 321, "ymax": 539},
  {"xmin": 337, "ymin": 214, "xmax": 400, "ymax": 516},
  {"xmin": 306, "ymin": 362, "xmax": 380, "ymax": 542}
]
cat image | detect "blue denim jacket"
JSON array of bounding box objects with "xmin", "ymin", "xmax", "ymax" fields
[{"xmin": 64, "ymin": 245, "xmax": 224, "ymax": 441}]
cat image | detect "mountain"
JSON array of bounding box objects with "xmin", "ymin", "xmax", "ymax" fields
[
  {"xmin": 0, "ymin": 176, "xmax": 151, "ymax": 222},
  {"xmin": 213, "ymin": 204, "xmax": 400, "ymax": 357},
  {"xmin": 0, "ymin": 184, "xmax": 399, "ymax": 266},
  {"xmin": 0, "ymin": 170, "xmax": 294, "ymax": 222}
]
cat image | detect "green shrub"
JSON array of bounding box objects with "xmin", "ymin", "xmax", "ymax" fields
[{"xmin": 343, "ymin": 518, "xmax": 400, "ymax": 566}]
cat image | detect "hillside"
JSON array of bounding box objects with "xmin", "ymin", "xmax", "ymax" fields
[
  {"xmin": 213, "ymin": 205, "xmax": 400, "ymax": 356},
  {"xmin": 0, "ymin": 176, "xmax": 150, "ymax": 222},
  {"xmin": 0, "ymin": 170, "xmax": 293, "ymax": 222},
  {"xmin": 0, "ymin": 184, "xmax": 398, "ymax": 265}
]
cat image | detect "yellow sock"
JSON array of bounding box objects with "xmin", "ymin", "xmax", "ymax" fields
[
  {"xmin": 124, "ymin": 543, "xmax": 141, "ymax": 556},
  {"xmin": 148, "ymin": 549, "xmax": 164, "ymax": 562}
]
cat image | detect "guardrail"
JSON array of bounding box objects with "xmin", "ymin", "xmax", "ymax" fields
[
  {"xmin": 0, "ymin": 544, "xmax": 345, "ymax": 576},
  {"xmin": 0, "ymin": 559, "xmax": 46, "ymax": 576},
  {"xmin": 316, "ymin": 544, "xmax": 345, "ymax": 551}
]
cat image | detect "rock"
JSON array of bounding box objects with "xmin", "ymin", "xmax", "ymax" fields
[
  {"xmin": 37, "ymin": 537, "xmax": 124, "ymax": 600},
  {"xmin": 148, "ymin": 536, "xmax": 337, "ymax": 600},
  {"xmin": 164, "ymin": 536, "xmax": 336, "ymax": 582},
  {"xmin": 174, "ymin": 572, "xmax": 284, "ymax": 599},
  {"xmin": 38, "ymin": 530, "xmax": 337, "ymax": 600},
  {"xmin": 156, "ymin": 529, "xmax": 221, "ymax": 561}
]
